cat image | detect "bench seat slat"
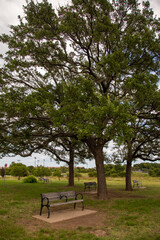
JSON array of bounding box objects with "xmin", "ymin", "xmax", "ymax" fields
[{"xmin": 49, "ymin": 199, "xmax": 83, "ymax": 207}]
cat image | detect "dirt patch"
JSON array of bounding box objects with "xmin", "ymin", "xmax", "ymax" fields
[
  {"xmin": 84, "ymin": 188, "xmax": 146, "ymax": 200},
  {"xmin": 91, "ymin": 229, "xmax": 109, "ymax": 237}
]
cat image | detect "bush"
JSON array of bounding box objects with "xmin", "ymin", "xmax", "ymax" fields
[{"xmin": 23, "ymin": 175, "xmax": 38, "ymax": 183}]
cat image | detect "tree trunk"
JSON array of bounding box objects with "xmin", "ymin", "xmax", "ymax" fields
[
  {"xmin": 95, "ymin": 147, "xmax": 108, "ymax": 199},
  {"xmin": 125, "ymin": 141, "xmax": 133, "ymax": 191},
  {"xmin": 125, "ymin": 160, "xmax": 133, "ymax": 191},
  {"xmin": 68, "ymin": 146, "xmax": 74, "ymax": 186},
  {"xmin": 86, "ymin": 138, "xmax": 108, "ymax": 200}
]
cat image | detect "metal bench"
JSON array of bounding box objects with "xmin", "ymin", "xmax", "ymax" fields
[
  {"xmin": 40, "ymin": 190, "xmax": 84, "ymax": 218},
  {"xmin": 84, "ymin": 182, "xmax": 97, "ymax": 191},
  {"xmin": 38, "ymin": 177, "xmax": 49, "ymax": 183},
  {"xmin": 133, "ymin": 180, "xmax": 143, "ymax": 188}
]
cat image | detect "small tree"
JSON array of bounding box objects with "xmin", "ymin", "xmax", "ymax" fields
[
  {"xmin": 1, "ymin": 167, "xmax": 5, "ymax": 178},
  {"xmin": 27, "ymin": 166, "xmax": 35, "ymax": 175},
  {"xmin": 10, "ymin": 163, "xmax": 28, "ymax": 180},
  {"xmin": 53, "ymin": 169, "xmax": 62, "ymax": 181},
  {"xmin": 33, "ymin": 166, "xmax": 51, "ymax": 177},
  {"xmin": 74, "ymin": 170, "xmax": 82, "ymax": 181}
]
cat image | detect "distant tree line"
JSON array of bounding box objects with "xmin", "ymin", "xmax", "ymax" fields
[
  {"xmin": 133, "ymin": 163, "xmax": 160, "ymax": 177},
  {"xmin": 5, "ymin": 162, "xmax": 52, "ymax": 180},
  {"xmin": 88, "ymin": 164, "xmax": 125, "ymax": 177},
  {"xmin": 3, "ymin": 161, "xmax": 160, "ymax": 180},
  {"xmin": 5, "ymin": 162, "xmax": 126, "ymax": 179}
]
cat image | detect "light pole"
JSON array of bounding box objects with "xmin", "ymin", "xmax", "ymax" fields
[{"xmin": 37, "ymin": 160, "xmax": 39, "ymax": 166}]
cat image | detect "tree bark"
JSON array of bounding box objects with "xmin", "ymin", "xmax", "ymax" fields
[
  {"xmin": 125, "ymin": 141, "xmax": 133, "ymax": 191},
  {"xmin": 125, "ymin": 160, "xmax": 133, "ymax": 191},
  {"xmin": 68, "ymin": 145, "xmax": 74, "ymax": 186},
  {"xmin": 86, "ymin": 138, "xmax": 108, "ymax": 200}
]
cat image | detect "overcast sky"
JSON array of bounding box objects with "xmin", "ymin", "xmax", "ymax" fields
[
  {"xmin": 0, "ymin": 0, "xmax": 159, "ymax": 37},
  {"xmin": 0, "ymin": 0, "xmax": 159, "ymax": 168}
]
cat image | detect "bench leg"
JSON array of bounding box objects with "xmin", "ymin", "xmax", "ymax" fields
[
  {"xmin": 47, "ymin": 207, "xmax": 50, "ymax": 218},
  {"xmin": 74, "ymin": 203, "xmax": 76, "ymax": 209},
  {"xmin": 40, "ymin": 205, "xmax": 43, "ymax": 216}
]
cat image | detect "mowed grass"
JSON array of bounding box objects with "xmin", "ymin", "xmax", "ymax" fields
[{"xmin": 0, "ymin": 175, "xmax": 160, "ymax": 240}]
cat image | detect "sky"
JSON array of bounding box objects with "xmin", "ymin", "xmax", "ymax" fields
[{"xmin": 0, "ymin": 0, "xmax": 160, "ymax": 168}]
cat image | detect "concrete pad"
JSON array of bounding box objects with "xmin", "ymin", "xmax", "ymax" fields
[{"xmin": 33, "ymin": 208, "xmax": 97, "ymax": 223}]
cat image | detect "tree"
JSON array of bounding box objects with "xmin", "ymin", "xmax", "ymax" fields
[
  {"xmin": 74, "ymin": 170, "xmax": 82, "ymax": 181},
  {"xmin": 27, "ymin": 165, "xmax": 35, "ymax": 175},
  {"xmin": 43, "ymin": 137, "xmax": 92, "ymax": 186},
  {"xmin": 53, "ymin": 168, "xmax": 62, "ymax": 181},
  {"xmin": 1, "ymin": 167, "xmax": 5, "ymax": 178},
  {"xmin": 0, "ymin": 0, "xmax": 160, "ymax": 199},
  {"xmin": 33, "ymin": 166, "xmax": 52, "ymax": 177},
  {"xmin": 113, "ymin": 72, "xmax": 160, "ymax": 190},
  {"xmin": 114, "ymin": 116, "xmax": 160, "ymax": 190},
  {"xmin": 10, "ymin": 162, "xmax": 28, "ymax": 179}
]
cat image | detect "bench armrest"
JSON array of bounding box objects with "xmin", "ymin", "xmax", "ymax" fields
[
  {"xmin": 76, "ymin": 193, "xmax": 83, "ymax": 200},
  {"xmin": 41, "ymin": 196, "xmax": 49, "ymax": 205},
  {"xmin": 60, "ymin": 195, "xmax": 68, "ymax": 202}
]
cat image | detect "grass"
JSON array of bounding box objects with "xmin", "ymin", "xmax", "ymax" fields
[{"xmin": 0, "ymin": 175, "xmax": 160, "ymax": 239}]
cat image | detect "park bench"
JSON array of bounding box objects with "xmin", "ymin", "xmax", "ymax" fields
[
  {"xmin": 133, "ymin": 180, "xmax": 143, "ymax": 188},
  {"xmin": 38, "ymin": 177, "xmax": 49, "ymax": 183},
  {"xmin": 84, "ymin": 182, "xmax": 97, "ymax": 191},
  {"xmin": 40, "ymin": 190, "xmax": 84, "ymax": 218}
]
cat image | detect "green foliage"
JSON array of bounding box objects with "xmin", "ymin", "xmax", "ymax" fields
[
  {"xmin": 76, "ymin": 167, "xmax": 89, "ymax": 173},
  {"xmin": 10, "ymin": 162, "xmax": 28, "ymax": 178},
  {"xmin": 23, "ymin": 175, "xmax": 37, "ymax": 183},
  {"xmin": 60, "ymin": 166, "xmax": 68, "ymax": 173},
  {"xmin": 104, "ymin": 164, "xmax": 125, "ymax": 177},
  {"xmin": 88, "ymin": 169, "xmax": 97, "ymax": 177},
  {"xmin": 133, "ymin": 163, "xmax": 160, "ymax": 177},
  {"xmin": 5, "ymin": 167, "xmax": 11, "ymax": 175},
  {"xmin": 27, "ymin": 166, "xmax": 34, "ymax": 175},
  {"xmin": 74, "ymin": 170, "xmax": 82, "ymax": 181},
  {"xmin": 33, "ymin": 166, "xmax": 52, "ymax": 177},
  {"xmin": 53, "ymin": 169, "xmax": 62, "ymax": 180}
]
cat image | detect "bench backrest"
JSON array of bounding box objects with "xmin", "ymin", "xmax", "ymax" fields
[
  {"xmin": 41, "ymin": 192, "xmax": 60, "ymax": 201},
  {"xmin": 133, "ymin": 180, "xmax": 138, "ymax": 183},
  {"xmin": 60, "ymin": 191, "xmax": 76, "ymax": 199},
  {"xmin": 41, "ymin": 191, "xmax": 76, "ymax": 201},
  {"xmin": 84, "ymin": 182, "xmax": 96, "ymax": 186}
]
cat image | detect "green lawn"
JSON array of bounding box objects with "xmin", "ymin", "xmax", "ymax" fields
[{"xmin": 0, "ymin": 176, "xmax": 160, "ymax": 240}]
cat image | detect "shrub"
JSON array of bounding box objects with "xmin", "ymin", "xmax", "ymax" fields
[{"xmin": 23, "ymin": 175, "xmax": 38, "ymax": 183}]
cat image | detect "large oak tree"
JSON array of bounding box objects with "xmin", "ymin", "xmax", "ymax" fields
[{"xmin": 0, "ymin": 0, "xmax": 159, "ymax": 199}]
